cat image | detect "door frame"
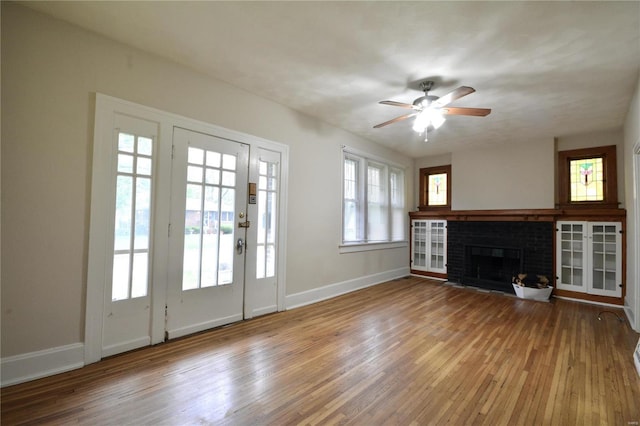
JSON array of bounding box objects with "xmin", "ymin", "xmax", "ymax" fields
[
  {"xmin": 85, "ymin": 93, "xmax": 288, "ymax": 365},
  {"xmin": 632, "ymin": 140, "xmax": 640, "ymax": 331}
]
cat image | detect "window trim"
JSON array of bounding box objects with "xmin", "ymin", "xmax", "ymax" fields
[
  {"xmin": 341, "ymin": 146, "xmax": 407, "ymax": 250},
  {"xmin": 418, "ymin": 165, "xmax": 451, "ymax": 211},
  {"xmin": 557, "ymin": 145, "xmax": 618, "ymax": 209},
  {"xmin": 339, "ymin": 241, "xmax": 407, "ymax": 253}
]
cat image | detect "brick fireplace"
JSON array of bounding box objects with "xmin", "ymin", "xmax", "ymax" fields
[{"xmin": 447, "ymin": 221, "xmax": 554, "ymax": 293}]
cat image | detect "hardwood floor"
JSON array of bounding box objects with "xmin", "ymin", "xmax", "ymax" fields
[{"xmin": 2, "ymin": 277, "xmax": 639, "ymax": 425}]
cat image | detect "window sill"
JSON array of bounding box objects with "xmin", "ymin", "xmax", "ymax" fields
[{"xmin": 339, "ymin": 241, "xmax": 408, "ymax": 253}]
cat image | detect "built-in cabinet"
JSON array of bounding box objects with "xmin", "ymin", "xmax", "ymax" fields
[
  {"xmin": 556, "ymin": 221, "xmax": 622, "ymax": 298},
  {"xmin": 411, "ymin": 219, "xmax": 447, "ymax": 276}
]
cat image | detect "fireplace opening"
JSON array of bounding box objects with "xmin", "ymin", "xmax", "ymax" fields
[{"xmin": 463, "ymin": 245, "xmax": 523, "ymax": 293}]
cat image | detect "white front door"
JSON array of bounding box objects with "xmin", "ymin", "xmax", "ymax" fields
[{"xmin": 166, "ymin": 127, "xmax": 249, "ymax": 339}]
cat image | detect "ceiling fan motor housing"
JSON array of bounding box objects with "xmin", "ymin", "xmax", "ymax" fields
[
  {"xmin": 420, "ymin": 80, "xmax": 435, "ymax": 92},
  {"xmin": 413, "ymin": 95, "xmax": 439, "ymax": 108}
]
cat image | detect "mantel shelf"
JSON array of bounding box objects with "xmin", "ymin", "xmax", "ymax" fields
[{"xmin": 410, "ymin": 208, "xmax": 626, "ymax": 222}]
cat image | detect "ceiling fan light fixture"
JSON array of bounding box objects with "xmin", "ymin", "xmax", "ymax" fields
[
  {"xmin": 412, "ymin": 110, "xmax": 430, "ymax": 133},
  {"xmin": 429, "ymin": 109, "xmax": 446, "ymax": 129},
  {"xmin": 412, "ymin": 108, "xmax": 446, "ymax": 133}
]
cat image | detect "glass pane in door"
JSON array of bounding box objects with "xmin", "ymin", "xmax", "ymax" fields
[
  {"xmin": 558, "ymin": 223, "xmax": 584, "ymax": 288},
  {"xmin": 413, "ymin": 221, "xmax": 427, "ymax": 267},
  {"xmin": 590, "ymin": 223, "xmax": 619, "ymax": 294},
  {"xmin": 182, "ymin": 146, "xmax": 236, "ymax": 290},
  {"xmin": 257, "ymin": 160, "xmax": 278, "ymax": 279},
  {"xmin": 429, "ymin": 221, "xmax": 445, "ymax": 270}
]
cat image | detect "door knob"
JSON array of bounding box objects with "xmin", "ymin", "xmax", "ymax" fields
[{"xmin": 236, "ymin": 238, "xmax": 245, "ymax": 254}]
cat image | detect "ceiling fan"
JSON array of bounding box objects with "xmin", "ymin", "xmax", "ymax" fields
[{"xmin": 373, "ymin": 80, "xmax": 491, "ymax": 140}]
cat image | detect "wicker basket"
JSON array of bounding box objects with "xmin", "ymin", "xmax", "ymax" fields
[{"xmin": 512, "ymin": 283, "xmax": 553, "ymax": 301}]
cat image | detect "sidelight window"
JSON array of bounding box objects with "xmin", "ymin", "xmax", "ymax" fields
[
  {"xmin": 256, "ymin": 159, "xmax": 278, "ymax": 279},
  {"xmin": 112, "ymin": 132, "xmax": 153, "ymax": 301}
]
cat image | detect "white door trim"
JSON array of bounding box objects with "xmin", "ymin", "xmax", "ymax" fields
[
  {"xmin": 86, "ymin": 93, "xmax": 288, "ymax": 364},
  {"xmin": 632, "ymin": 140, "xmax": 640, "ymax": 331}
]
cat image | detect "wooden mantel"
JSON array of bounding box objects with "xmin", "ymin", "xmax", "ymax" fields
[{"xmin": 409, "ymin": 208, "xmax": 626, "ymax": 222}]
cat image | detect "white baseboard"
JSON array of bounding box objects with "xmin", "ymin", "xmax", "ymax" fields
[
  {"xmin": 252, "ymin": 305, "xmax": 278, "ymax": 318},
  {"xmin": 102, "ymin": 337, "xmax": 151, "ymax": 358},
  {"xmin": 285, "ymin": 267, "xmax": 410, "ymax": 310},
  {"xmin": 1, "ymin": 343, "xmax": 85, "ymax": 387},
  {"xmin": 624, "ymin": 302, "xmax": 638, "ymax": 332},
  {"xmin": 167, "ymin": 313, "xmax": 244, "ymax": 340},
  {"xmin": 634, "ymin": 337, "xmax": 640, "ymax": 378},
  {"xmin": 553, "ymin": 295, "xmax": 627, "ymax": 309}
]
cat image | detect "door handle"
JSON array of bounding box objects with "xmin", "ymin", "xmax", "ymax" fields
[{"xmin": 236, "ymin": 238, "xmax": 245, "ymax": 254}]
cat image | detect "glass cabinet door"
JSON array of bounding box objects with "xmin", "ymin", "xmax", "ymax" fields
[
  {"xmin": 411, "ymin": 219, "xmax": 446, "ymax": 274},
  {"xmin": 557, "ymin": 222, "xmax": 586, "ymax": 292},
  {"xmin": 556, "ymin": 221, "xmax": 622, "ymax": 298},
  {"xmin": 588, "ymin": 222, "xmax": 621, "ymax": 297},
  {"xmin": 428, "ymin": 221, "xmax": 446, "ymax": 272},
  {"xmin": 412, "ymin": 220, "xmax": 427, "ymax": 268}
]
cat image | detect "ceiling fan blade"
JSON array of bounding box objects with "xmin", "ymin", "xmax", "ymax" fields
[
  {"xmin": 379, "ymin": 100, "xmax": 418, "ymax": 110},
  {"xmin": 373, "ymin": 113, "xmax": 418, "ymax": 128},
  {"xmin": 441, "ymin": 107, "xmax": 491, "ymax": 117},
  {"xmin": 433, "ymin": 86, "xmax": 475, "ymax": 107}
]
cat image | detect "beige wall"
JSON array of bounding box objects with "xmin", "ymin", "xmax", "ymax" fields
[
  {"xmin": 1, "ymin": 4, "xmax": 413, "ymax": 357},
  {"xmin": 451, "ymin": 139, "xmax": 555, "ymax": 210},
  {"xmin": 415, "ymin": 141, "xmax": 556, "ymax": 211},
  {"xmin": 413, "ymin": 140, "xmax": 558, "ymax": 211}
]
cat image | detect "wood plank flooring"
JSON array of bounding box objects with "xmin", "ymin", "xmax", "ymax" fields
[{"xmin": 2, "ymin": 277, "xmax": 639, "ymax": 425}]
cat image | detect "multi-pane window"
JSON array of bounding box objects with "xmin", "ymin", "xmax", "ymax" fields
[
  {"xmin": 390, "ymin": 168, "xmax": 405, "ymax": 241},
  {"xmin": 112, "ymin": 132, "xmax": 153, "ymax": 301},
  {"xmin": 367, "ymin": 162, "xmax": 388, "ymax": 241},
  {"xmin": 557, "ymin": 145, "xmax": 618, "ymax": 208},
  {"xmin": 428, "ymin": 173, "xmax": 448, "ymax": 206},
  {"xmin": 182, "ymin": 147, "xmax": 236, "ymax": 289},
  {"xmin": 343, "ymin": 157, "xmax": 360, "ymax": 241},
  {"xmin": 419, "ymin": 165, "xmax": 451, "ymax": 210},
  {"xmin": 256, "ymin": 159, "xmax": 278, "ymax": 279},
  {"xmin": 342, "ymin": 150, "xmax": 405, "ymax": 244},
  {"xmin": 569, "ymin": 157, "xmax": 604, "ymax": 202}
]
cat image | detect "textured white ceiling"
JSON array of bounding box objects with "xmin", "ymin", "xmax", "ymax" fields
[{"xmin": 23, "ymin": 1, "xmax": 640, "ymax": 158}]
